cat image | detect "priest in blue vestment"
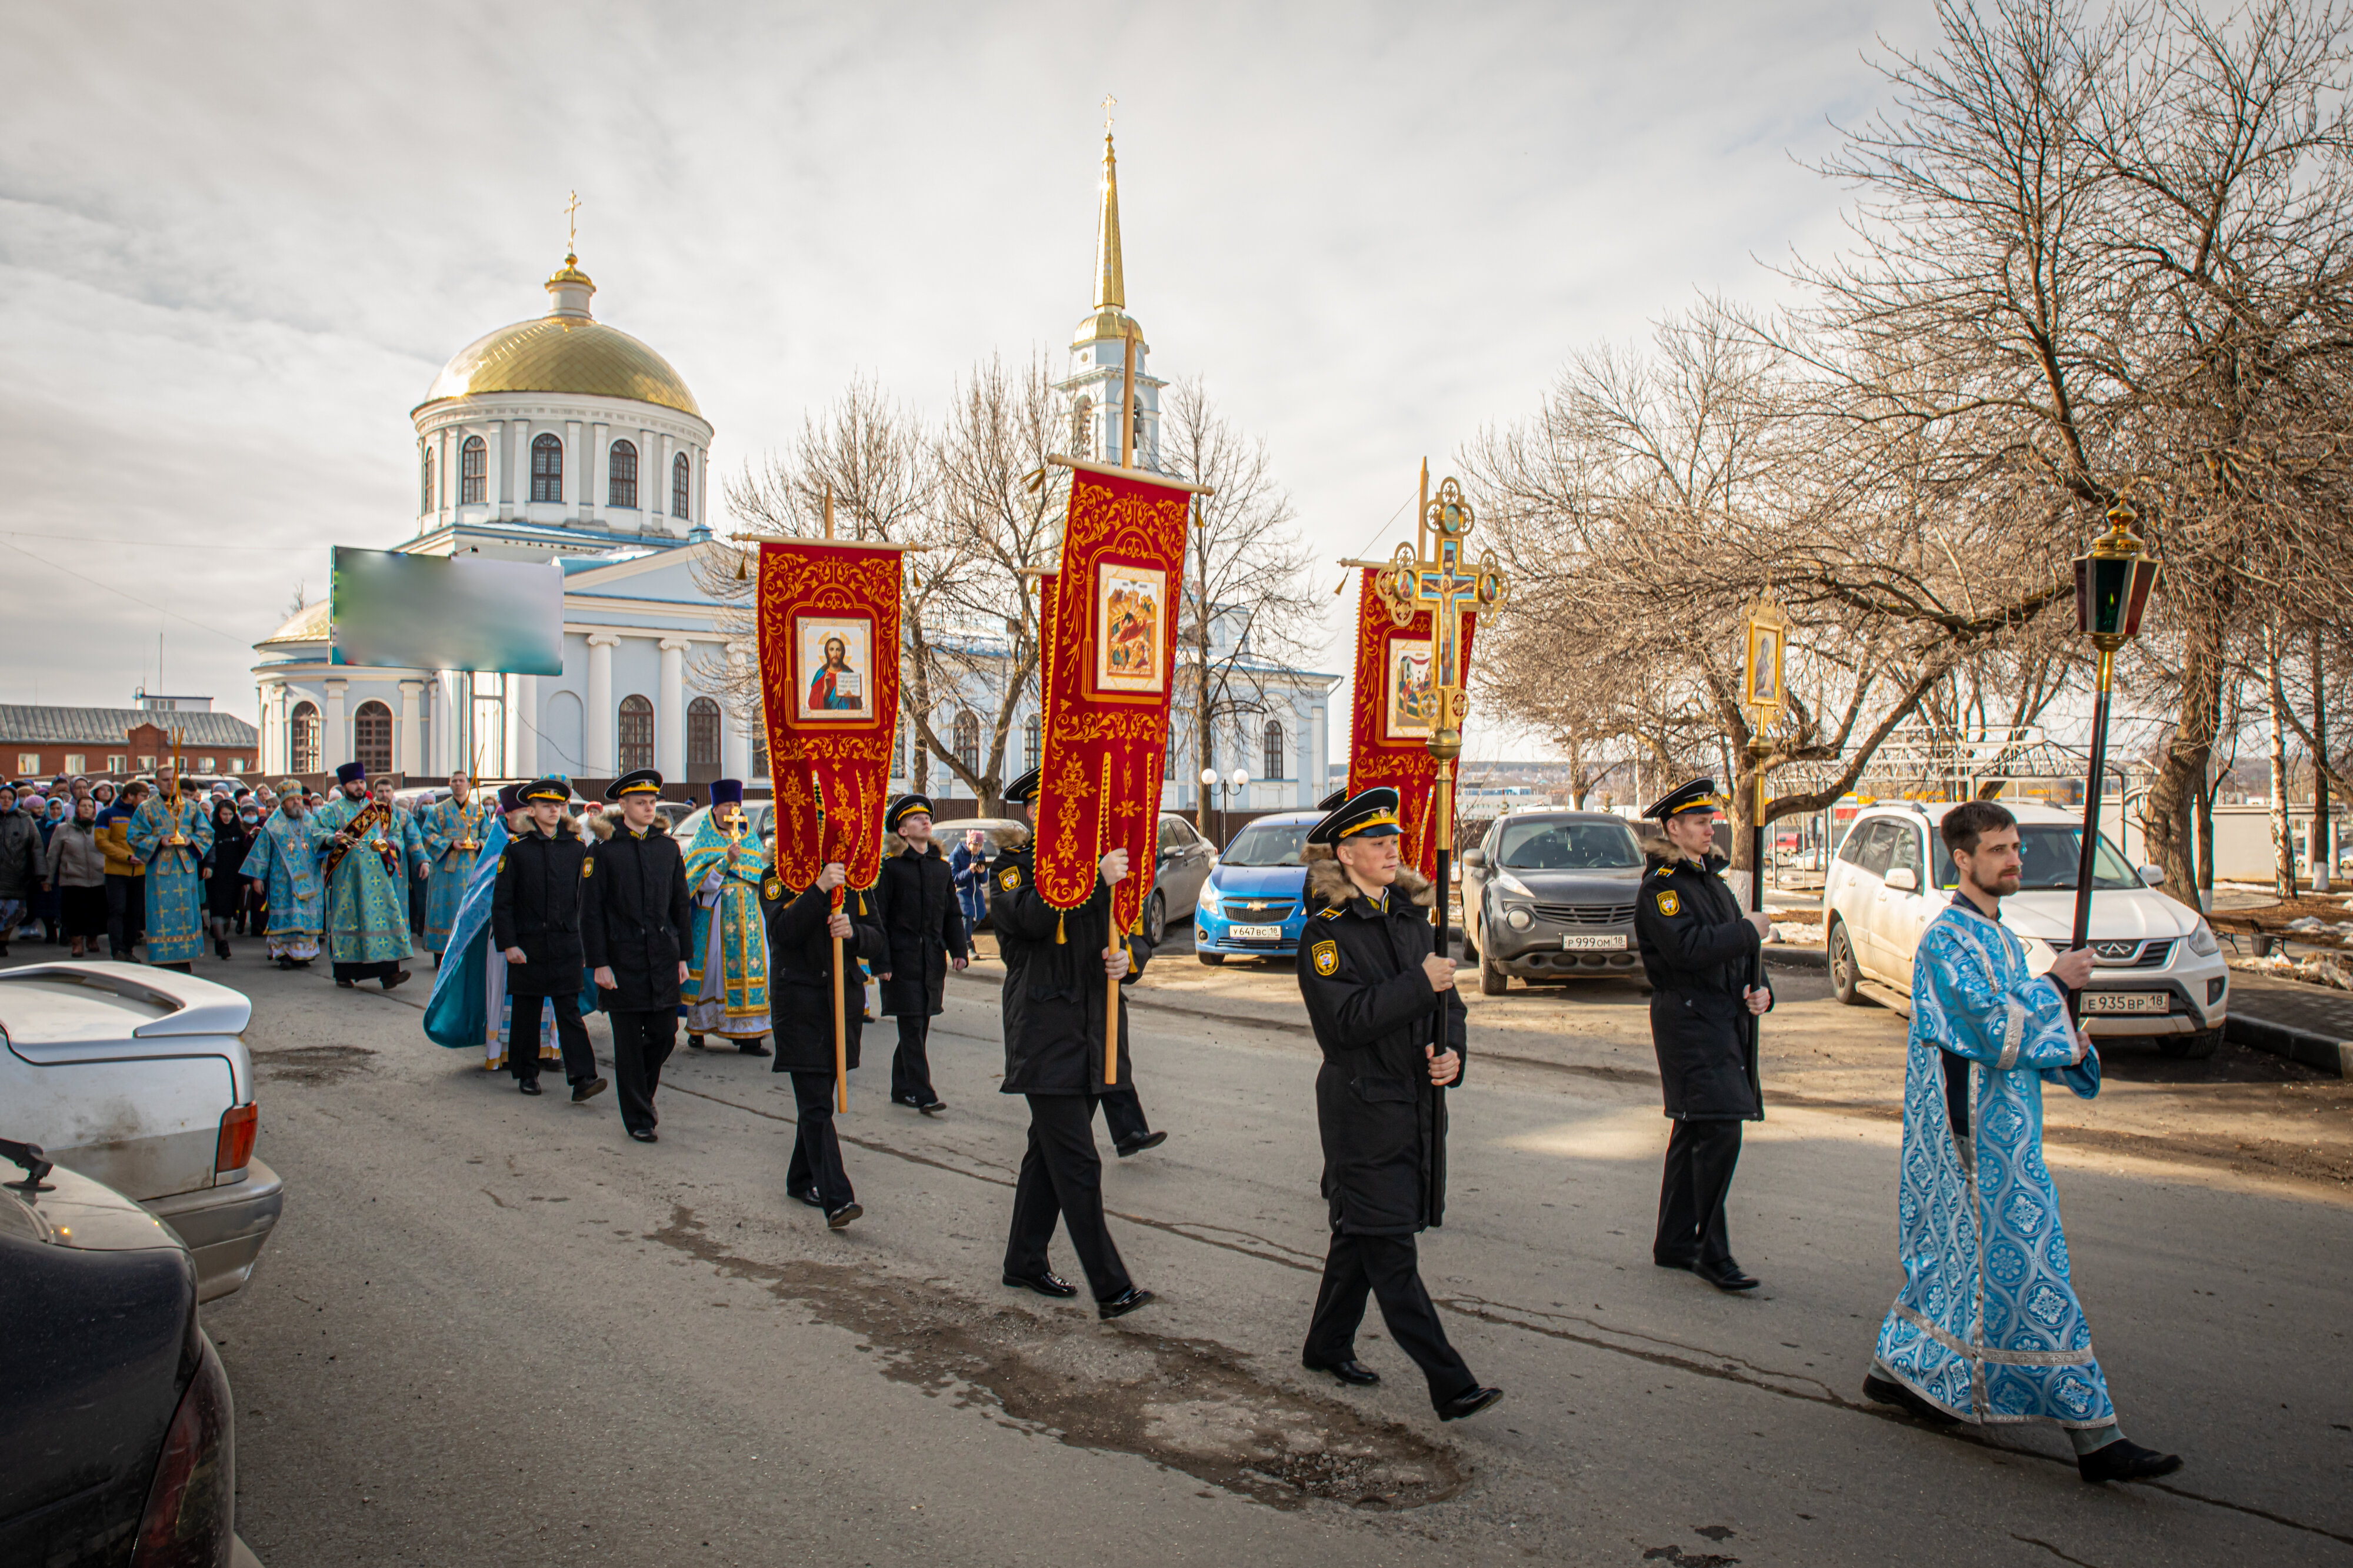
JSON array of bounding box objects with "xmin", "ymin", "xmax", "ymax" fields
[{"xmin": 1865, "ymin": 799, "xmax": 2182, "ymax": 1485}]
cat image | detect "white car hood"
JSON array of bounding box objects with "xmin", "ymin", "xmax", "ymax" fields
[{"xmin": 1999, "ymin": 890, "xmax": 2196, "ymax": 943}]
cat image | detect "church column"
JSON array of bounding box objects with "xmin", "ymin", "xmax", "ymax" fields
[
  {"xmin": 485, "ymin": 421, "xmax": 505, "ymax": 520},
  {"xmin": 512, "ymin": 673, "xmax": 537, "ymax": 778},
  {"xmin": 398, "ymin": 680, "xmax": 423, "ymax": 779},
  {"xmin": 590, "ymin": 421, "xmax": 609, "ymax": 528},
  {"xmin": 585, "ymin": 633, "xmax": 619, "ymax": 774},
  {"xmin": 322, "ymin": 680, "xmax": 348, "ymax": 774},
  {"xmin": 655, "ymin": 432, "xmax": 672, "ymax": 525},
  {"xmin": 722, "ymin": 646, "xmax": 754, "ymax": 782},
  {"xmin": 565, "ymin": 419, "xmax": 585, "ymax": 523},
  {"xmin": 259, "ymin": 683, "xmax": 280, "ymax": 773},
  {"xmin": 438, "ymin": 430, "xmax": 454, "ymax": 526},
  {"xmin": 658, "ymin": 638, "xmax": 689, "ymax": 780}
]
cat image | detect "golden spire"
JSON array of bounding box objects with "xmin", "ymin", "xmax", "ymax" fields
[{"xmin": 1094, "ymin": 96, "xmax": 1124, "ymax": 312}]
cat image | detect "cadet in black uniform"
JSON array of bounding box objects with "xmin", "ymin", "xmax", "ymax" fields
[
  {"xmin": 492, "ymin": 778, "xmax": 606, "ymax": 1103},
  {"xmin": 581, "ymin": 769, "xmax": 692, "ymax": 1143},
  {"xmin": 874, "ymin": 792, "xmax": 969, "ymax": 1115},
  {"xmin": 1295, "ymin": 788, "xmax": 1502, "ymax": 1421},
  {"xmin": 1632, "ymin": 778, "xmax": 1774, "ymax": 1291},
  {"xmin": 762, "ymin": 855, "xmax": 888, "ymax": 1228},
  {"xmin": 989, "ymin": 766, "xmax": 1155, "ymax": 1319}
]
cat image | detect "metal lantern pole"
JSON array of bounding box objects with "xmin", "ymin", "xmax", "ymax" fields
[{"xmin": 2068, "ymin": 501, "xmax": 2162, "ymax": 1017}]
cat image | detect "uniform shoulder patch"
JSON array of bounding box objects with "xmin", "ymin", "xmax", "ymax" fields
[
  {"xmin": 1654, "ymin": 889, "xmax": 1680, "ymax": 917},
  {"xmin": 1655, "ymin": 863, "xmax": 1676, "ymax": 878},
  {"xmin": 582, "ymin": 859, "xmax": 594, "ymax": 878},
  {"xmin": 998, "ymin": 866, "xmax": 1021, "ymax": 890},
  {"xmin": 1318, "ymin": 904, "xmax": 1344, "ymax": 920},
  {"xmin": 1311, "ymin": 939, "xmax": 1340, "ymax": 976},
  {"xmin": 495, "ymin": 855, "xmax": 506, "ymax": 873},
  {"xmin": 764, "ymin": 877, "xmax": 783, "ymax": 899}
]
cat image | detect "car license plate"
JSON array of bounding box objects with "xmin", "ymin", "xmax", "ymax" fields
[
  {"xmin": 1229, "ymin": 924, "xmax": 1282, "ymax": 942},
  {"xmin": 2080, "ymin": 992, "xmax": 2169, "ymax": 1015},
  {"xmin": 1562, "ymin": 933, "xmax": 1627, "ymax": 952}
]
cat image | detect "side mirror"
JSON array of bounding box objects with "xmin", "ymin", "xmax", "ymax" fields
[
  {"xmin": 1461, "ymin": 849, "xmax": 1487, "ymax": 869},
  {"xmin": 1884, "ymin": 867, "xmax": 1919, "ymax": 892},
  {"xmin": 2138, "ymin": 864, "xmax": 2165, "ymax": 886}
]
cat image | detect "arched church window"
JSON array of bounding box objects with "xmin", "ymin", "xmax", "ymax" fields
[
  {"xmin": 609, "ymin": 439, "xmax": 638, "ymax": 509},
  {"xmin": 952, "ymin": 711, "xmax": 979, "ymax": 778},
  {"xmin": 687, "ymin": 696, "xmax": 721, "ymax": 772},
  {"xmin": 1024, "ymin": 713, "xmax": 1040, "ymax": 771},
  {"xmin": 1133, "ymin": 402, "xmax": 1147, "ymax": 466},
  {"xmin": 672, "ymin": 452, "xmax": 691, "ymax": 521},
  {"xmin": 421, "ymin": 447, "xmax": 436, "ymax": 513},
  {"xmin": 459, "ymin": 435, "xmax": 486, "ymax": 504},
  {"xmin": 1069, "ymin": 395, "xmax": 1094, "ymax": 459},
  {"xmin": 618, "ymin": 695, "xmax": 654, "ymax": 773},
  {"xmin": 1263, "ymin": 720, "xmax": 1285, "ymax": 782},
  {"xmin": 289, "ymin": 701, "xmax": 320, "ymax": 775},
  {"xmin": 531, "ymin": 434, "xmax": 564, "ymax": 503},
  {"xmin": 354, "ymin": 701, "xmax": 394, "ymax": 779}
]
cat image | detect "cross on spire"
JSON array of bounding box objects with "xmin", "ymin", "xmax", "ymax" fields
[
  {"xmin": 1101, "ymin": 93, "xmax": 1117, "ymax": 135},
  {"xmin": 564, "ymin": 189, "xmax": 581, "ymax": 255}
]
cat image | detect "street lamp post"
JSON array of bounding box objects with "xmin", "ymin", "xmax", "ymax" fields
[
  {"xmin": 1201, "ymin": 767, "xmax": 1222, "ymax": 848},
  {"xmin": 2069, "ymin": 501, "xmax": 2161, "ymax": 1016}
]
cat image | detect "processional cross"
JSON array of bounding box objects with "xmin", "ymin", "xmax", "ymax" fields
[{"xmin": 1345, "ymin": 465, "xmax": 1509, "ymax": 747}]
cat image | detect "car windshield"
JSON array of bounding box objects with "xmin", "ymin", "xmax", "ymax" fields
[
  {"xmin": 1495, "ymin": 820, "xmax": 1643, "ymax": 870},
  {"xmin": 1935, "ymin": 823, "xmax": 2141, "ymax": 891},
  {"xmin": 1222, "ymin": 822, "xmax": 1310, "ymax": 867}
]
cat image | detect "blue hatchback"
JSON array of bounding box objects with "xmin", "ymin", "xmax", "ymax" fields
[{"xmin": 1191, "ymin": 810, "xmax": 1322, "ymax": 965}]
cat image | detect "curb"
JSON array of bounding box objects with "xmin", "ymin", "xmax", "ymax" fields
[
  {"xmin": 1765, "ymin": 945, "xmax": 1826, "ymax": 970},
  {"xmin": 2226, "ymin": 1012, "xmax": 2353, "ymax": 1079}
]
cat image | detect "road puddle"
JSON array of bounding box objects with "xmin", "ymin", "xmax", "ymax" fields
[{"xmin": 651, "ymin": 1203, "xmax": 1466, "ymax": 1510}]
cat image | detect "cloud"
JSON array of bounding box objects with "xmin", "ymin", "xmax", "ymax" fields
[{"xmin": 0, "ymin": 0, "xmax": 1913, "ymax": 746}]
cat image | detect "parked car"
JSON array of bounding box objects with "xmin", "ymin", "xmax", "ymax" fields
[
  {"xmin": 1137, "ymin": 813, "xmax": 1215, "ymax": 946},
  {"xmin": 1191, "ymin": 810, "xmax": 1318, "ymax": 965},
  {"xmin": 1461, "ymin": 810, "xmax": 1648, "ymax": 994},
  {"xmin": 0, "ymin": 963, "xmax": 284, "ymax": 1300},
  {"xmin": 0, "ymin": 1141, "xmax": 240, "ymax": 1567},
  {"xmin": 1822, "ymin": 801, "xmax": 2230, "ymax": 1057}
]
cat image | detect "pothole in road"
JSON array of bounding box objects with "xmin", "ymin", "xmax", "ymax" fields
[
  {"xmin": 256, "ymin": 1045, "xmax": 377, "ymax": 1085},
  {"xmin": 651, "ymin": 1203, "xmax": 1466, "ymax": 1511}
]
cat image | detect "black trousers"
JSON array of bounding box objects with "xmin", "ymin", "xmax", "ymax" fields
[
  {"xmin": 334, "ymin": 960, "xmax": 404, "ymax": 984},
  {"xmin": 890, "ymin": 1014, "xmax": 938, "ymax": 1106},
  {"xmin": 508, "ymin": 991, "xmax": 596, "ymax": 1086},
  {"xmin": 105, "ymin": 873, "xmax": 144, "ymax": 956},
  {"xmin": 786, "ymin": 1070, "xmax": 854, "ymax": 1212},
  {"xmin": 1099, "ymin": 1085, "xmax": 1150, "ymax": 1147},
  {"xmin": 608, "ymin": 1009, "xmax": 676, "ymax": 1133},
  {"xmin": 1654, "ymin": 1117, "xmax": 1744, "ymax": 1267},
  {"xmin": 1004, "ymin": 1092, "xmax": 1133, "ymax": 1302},
  {"xmin": 1304, "ymin": 1232, "xmax": 1476, "ymax": 1409}
]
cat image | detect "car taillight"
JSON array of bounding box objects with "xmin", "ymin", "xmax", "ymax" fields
[
  {"xmin": 214, "ymin": 1103, "xmax": 257, "ymax": 1175},
  {"xmin": 131, "ymin": 1330, "xmax": 234, "ymax": 1566}
]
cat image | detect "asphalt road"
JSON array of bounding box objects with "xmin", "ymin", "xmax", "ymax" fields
[{"xmin": 146, "ymin": 937, "xmax": 2353, "ymax": 1567}]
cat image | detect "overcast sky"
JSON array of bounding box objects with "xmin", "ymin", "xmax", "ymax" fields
[{"xmin": 1, "ymin": 0, "xmax": 1921, "ymax": 763}]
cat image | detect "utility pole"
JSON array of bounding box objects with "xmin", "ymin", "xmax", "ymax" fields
[{"xmin": 2316, "ymin": 630, "xmax": 2332, "ymax": 893}]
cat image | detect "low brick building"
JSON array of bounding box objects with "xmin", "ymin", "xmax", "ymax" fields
[{"xmin": 1, "ymin": 705, "xmax": 261, "ymax": 783}]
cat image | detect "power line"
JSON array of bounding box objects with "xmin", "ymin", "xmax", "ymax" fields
[
  {"xmin": 1, "ymin": 529, "xmax": 299, "ymax": 552},
  {"xmin": 1, "ymin": 538, "xmax": 255, "ymax": 645}
]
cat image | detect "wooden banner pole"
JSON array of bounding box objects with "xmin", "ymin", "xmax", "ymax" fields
[
  {"xmin": 832, "ymin": 914, "xmax": 849, "ymax": 1113},
  {"xmin": 1106, "ymin": 929, "xmax": 1122, "ymax": 1087}
]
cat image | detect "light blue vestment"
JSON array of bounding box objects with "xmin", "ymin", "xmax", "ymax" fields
[
  {"xmin": 420, "ymin": 795, "xmax": 489, "ymax": 952},
  {"xmin": 315, "ymin": 796, "xmax": 424, "ymax": 965},
  {"xmin": 241, "ymin": 809, "xmax": 327, "ymax": 956},
  {"xmin": 424, "ymin": 815, "xmax": 596, "ymax": 1065},
  {"xmin": 128, "ymin": 794, "xmax": 212, "ymax": 965},
  {"xmin": 1874, "ymin": 901, "xmax": 2112, "ymax": 1428}
]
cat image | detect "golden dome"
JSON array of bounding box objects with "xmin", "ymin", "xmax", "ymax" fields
[
  {"xmin": 259, "ymin": 600, "xmax": 329, "ymax": 646},
  {"xmin": 1072, "ymin": 306, "xmax": 1146, "ymax": 352},
  {"xmin": 416, "ymin": 257, "xmax": 702, "ymax": 419}
]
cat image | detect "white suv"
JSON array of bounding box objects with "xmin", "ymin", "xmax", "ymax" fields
[{"xmin": 1822, "ymin": 802, "xmax": 2229, "ymax": 1058}]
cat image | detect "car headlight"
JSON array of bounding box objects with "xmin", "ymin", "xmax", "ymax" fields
[
  {"xmin": 1492, "ymin": 870, "xmax": 1533, "ymax": 899},
  {"xmin": 1505, "ymin": 907, "xmax": 1533, "ymax": 930},
  {"xmin": 2018, "ymin": 935, "xmax": 2057, "ymax": 975},
  {"xmin": 2187, "ymin": 920, "xmax": 2220, "ymax": 957}
]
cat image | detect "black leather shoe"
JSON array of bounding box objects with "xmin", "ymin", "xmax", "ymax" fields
[
  {"xmin": 688, "ymin": 1035, "xmax": 706, "ymax": 1050},
  {"xmin": 2078, "ymin": 1438, "xmax": 2183, "ymax": 1484},
  {"xmin": 825, "ymin": 1202, "xmax": 863, "ymax": 1230},
  {"xmin": 336, "ymin": 978, "xmax": 355, "ymax": 988},
  {"xmin": 738, "ymin": 1039, "xmax": 771, "ymax": 1056},
  {"xmin": 1002, "ymin": 1270, "xmax": 1079, "ymax": 1299},
  {"xmin": 1305, "ymin": 1358, "xmax": 1381, "ymax": 1387},
  {"xmin": 1096, "ymin": 1287, "xmax": 1154, "ymax": 1320},
  {"xmin": 791, "ymin": 1187, "xmax": 824, "ymax": 1208},
  {"xmin": 1862, "ymin": 1373, "xmax": 1959, "ymax": 1425},
  {"xmin": 518, "ymin": 1079, "xmax": 543, "ymax": 1096},
  {"xmin": 1693, "ymin": 1258, "xmax": 1761, "ymax": 1292},
  {"xmin": 1114, "ymin": 1130, "xmax": 1168, "ymax": 1158},
  {"xmin": 628, "ymin": 1127, "xmax": 658, "ymax": 1143},
  {"xmin": 1438, "ymin": 1386, "xmax": 1505, "ymax": 1422},
  {"xmin": 572, "ymin": 1076, "xmax": 609, "ymax": 1103},
  {"xmin": 918, "ymin": 1100, "xmax": 947, "ymax": 1116},
  {"xmin": 382, "ymin": 969, "xmax": 410, "ymax": 990}
]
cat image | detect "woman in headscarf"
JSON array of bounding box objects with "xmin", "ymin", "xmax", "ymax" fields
[
  {"xmin": 201, "ymin": 797, "xmax": 254, "ymax": 960},
  {"xmin": 45, "ymin": 795, "xmax": 108, "ymax": 958},
  {"xmin": 32, "ymin": 795, "xmax": 67, "ymax": 943}
]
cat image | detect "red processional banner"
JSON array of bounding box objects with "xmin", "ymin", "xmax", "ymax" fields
[
  {"xmin": 1032, "ymin": 463, "xmax": 1195, "ymax": 933},
  {"xmin": 1346, "ymin": 567, "xmax": 1478, "ymax": 883},
  {"xmin": 756, "ymin": 539, "xmax": 904, "ymax": 896}
]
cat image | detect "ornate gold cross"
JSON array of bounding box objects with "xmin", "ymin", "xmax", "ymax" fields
[
  {"xmin": 1101, "ymin": 94, "xmax": 1117, "ymax": 134},
  {"xmin": 1342, "ymin": 466, "xmax": 1509, "ymax": 745},
  {"xmin": 564, "ymin": 190, "xmax": 581, "ymax": 252}
]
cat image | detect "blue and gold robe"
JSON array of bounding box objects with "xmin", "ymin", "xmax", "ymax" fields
[
  {"xmin": 424, "ymin": 815, "xmax": 596, "ymax": 1068},
  {"xmin": 683, "ymin": 815, "xmax": 770, "ymax": 1039},
  {"xmin": 420, "ymin": 795, "xmax": 489, "ymax": 953},
  {"xmin": 1874, "ymin": 899, "xmax": 2113, "ymax": 1430},
  {"xmin": 315, "ymin": 796, "xmax": 424, "ymax": 966},
  {"xmin": 129, "ymin": 793, "xmax": 212, "ymax": 965},
  {"xmin": 241, "ymin": 809, "xmax": 326, "ymax": 960}
]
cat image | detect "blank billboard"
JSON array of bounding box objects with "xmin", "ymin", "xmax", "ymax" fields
[{"xmin": 329, "ymin": 548, "xmax": 564, "ymax": 675}]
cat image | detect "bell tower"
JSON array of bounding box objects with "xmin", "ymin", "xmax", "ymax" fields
[{"xmin": 1056, "ymin": 106, "xmax": 1165, "ymax": 470}]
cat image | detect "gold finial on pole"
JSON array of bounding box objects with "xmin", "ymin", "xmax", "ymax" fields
[
  {"xmin": 1101, "ymin": 92, "xmax": 1116, "ymax": 135},
  {"xmin": 564, "ymin": 190, "xmax": 581, "ymax": 257}
]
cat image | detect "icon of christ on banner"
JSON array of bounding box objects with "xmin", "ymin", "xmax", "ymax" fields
[
  {"xmin": 1094, "ymin": 563, "xmax": 1166, "ymax": 695},
  {"xmin": 797, "ymin": 618, "xmax": 869, "ymax": 719}
]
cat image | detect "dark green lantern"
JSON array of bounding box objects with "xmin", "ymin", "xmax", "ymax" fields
[{"xmin": 2073, "ymin": 502, "xmax": 2161, "ymax": 651}]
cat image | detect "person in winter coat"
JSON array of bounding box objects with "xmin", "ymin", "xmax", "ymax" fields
[
  {"xmin": 762, "ymin": 855, "xmax": 888, "ymax": 1229},
  {"xmin": 491, "ymin": 779, "xmax": 608, "ymax": 1104},
  {"xmin": 1294, "ymin": 786, "xmax": 1501, "ymax": 1422},
  {"xmin": 1632, "ymin": 778, "xmax": 1774, "ymax": 1292},
  {"xmin": 874, "ymin": 794, "xmax": 971, "ymax": 1114},
  {"xmin": 0, "ymin": 785, "xmax": 40, "ymax": 955},
  {"xmin": 199, "ymin": 798, "xmax": 252, "ymax": 960},
  {"xmin": 948, "ymin": 828, "xmax": 992, "ymax": 933},
  {"xmin": 988, "ymin": 767, "xmax": 1156, "ymax": 1321},
  {"xmin": 581, "ymin": 770, "xmax": 692, "ymax": 1142},
  {"xmin": 46, "ymin": 795, "xmax": 109, "ymax": 956}
]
